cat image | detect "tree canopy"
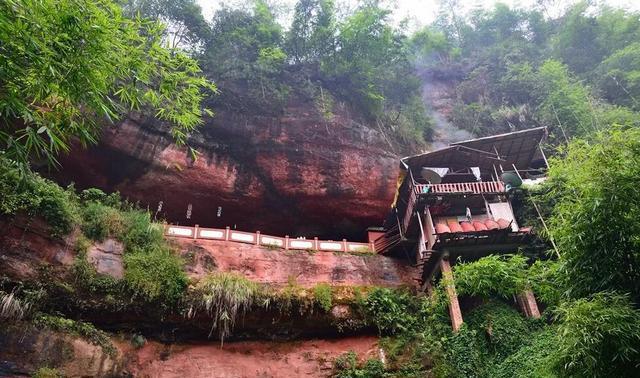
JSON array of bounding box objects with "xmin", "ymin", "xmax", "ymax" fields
[{"xmin": 0, "ymin": 0, "xmax": 215, "ymax": 166}]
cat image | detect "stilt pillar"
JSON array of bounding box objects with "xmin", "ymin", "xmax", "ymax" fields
[
  {"xmin": 440, "ymin": 258, "xmax": 463, "ymax": 332},
  {"xmin": 517, "ymin": 290, "xmax": 541, "ymax": 319}
]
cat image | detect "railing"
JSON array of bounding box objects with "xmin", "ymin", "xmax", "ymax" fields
[
  {"xmin": 415, "ymin": 181, "xmax": 504, "ymax": 195},
  {"xmin": 164, "ymin": 225, "xmax": 374, "ymax": 253}
]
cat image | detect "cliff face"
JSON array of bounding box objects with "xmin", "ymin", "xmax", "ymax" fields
[{"xmin": 49, "ymin": 101, "xmax": 403, "ymax": 240}]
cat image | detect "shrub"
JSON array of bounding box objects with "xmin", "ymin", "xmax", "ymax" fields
[
  {"xmin": 123, "ymin": 246, "xmax": 187, "ymax": 304},
  {"xmin": 554, "ymin": 292, "xmax": 640, "ymax": 377},
  {"xmin": 363, "ymin": 288, "xmax": 425, "ymax": 335},
  {"xmin": 80, "ymin": 202, "xmax": 124, "ymax": 241},
  {"xmin": 334, "ymin": 351, "xmax": 386, "ymax": 378},
  {"xmin": 453, "ymin": 255, "xmax": 528, "ymax": 299},
  {"xmin": 313, "ymin": 283, "xmax": 333, "ymax": 312},
  {"xmin": 464, "ymin": 301, "xmax": 534, "ymax": 361},
  {"xmin": 0, "ymin": 158, "xmax": 78, "ymax": 235},
  {"xmin": 492, "ymin": 327, "xmax": 560, "ymax": 378}
]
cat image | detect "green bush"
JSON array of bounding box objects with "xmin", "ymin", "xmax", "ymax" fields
[
  {"xmin": 465, "ymin": 301, "xmax": 534, "ymax": 361},
  {"xmin": 313, "ymin": 283, "xmax": 333, "ymax": 312},
  {"xmin": 452, "ymin": 255, "xmax": 528, "ymax": 299},
  {"xmin": 80, "ymin": 202, "xmax": 124, "ymax": 241},
  {"xmin": 123, "ymin": 246, "xmax": 187, "ymax": 304},
  {"xmin": 443, "ymin": 324, "xmax": 489, "ymax": 378},
  {"xmin": 362, "ymin": 288, "xmax": 433, "ymax": 335},
  {"xmin": 334, "ymin": 351, "xmax": 386, "ymax": 378},
  {"xmin": 0, "ymin": 158, "xmax": 78, "ymax": 235},
  {"xmin": 554, "ymin": 292, "xmax": 640, "ymax": 377},
  {"xmin": 492, "ymin": 327, "xmax": 560, "ymax": 378}
]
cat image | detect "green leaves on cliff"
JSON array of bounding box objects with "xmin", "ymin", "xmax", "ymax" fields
[
  {"xmin": 0, "ymin": 0, "xmax": 216, "ymax": 166},
  {"xmin": 0, "ymin": 157, "xmax": 78, "ymax": 235}
]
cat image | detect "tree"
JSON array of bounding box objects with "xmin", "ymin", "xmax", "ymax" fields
[
  {"xmin": 547, "ymin": 127, "xmax": 640, "ymax": 302},
  {"xmin": 595, "ymin": 43, "xmax": 640, "ymax": 110},
  {"xmin": 0, "ymin": 0, "xmax": 216, "ymax": 166},
  {"xmin": 202, "ymin": 1, "xmax": 288, "ymax": 113},
  {"xmin": 286, "ymin": 0, "xmax": 336, "ymax": 64},
  {"xmin": 535, "ymin": 59, "xmax": 595, "ymax": 142},
  {"xmin": 122, "ymin": 0, "xmax": 211, "ymax": 50}
]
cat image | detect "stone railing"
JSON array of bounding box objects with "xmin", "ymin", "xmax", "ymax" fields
[{"xmin": 164, "ymin": 225, "xmax": 375, "ymax": 254}]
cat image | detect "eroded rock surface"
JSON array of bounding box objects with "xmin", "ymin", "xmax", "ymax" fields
[
  {"xmin": 49, "ymin": 103, "xmax": 403, "ymax": 240},
  {"xmin": 87, "ymin": 239, "xmax": 125, "ymax": 279},
  {"xmin": 178, "ymin": 238, "xmax": 417, "ymax": 287},
  {"xmin": 126, "ymin": 336, "xmax": 379, "ymax": 378}
]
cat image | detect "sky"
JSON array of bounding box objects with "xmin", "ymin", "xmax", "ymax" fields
[{"xmin": 197, "ymin": 0, "xmax": 640, "ymax": 30}]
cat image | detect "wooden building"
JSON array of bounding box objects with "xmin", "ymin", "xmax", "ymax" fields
[{"xmin": 371, "ymin": 127, "xmax": 548, "ymax": 330}]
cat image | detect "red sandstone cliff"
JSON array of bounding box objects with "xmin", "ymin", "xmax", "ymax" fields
[{"xmin": 48, "ymin": 101, "xmax": 405, "ymax": 240}]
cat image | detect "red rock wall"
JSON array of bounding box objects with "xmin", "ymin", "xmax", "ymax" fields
[
  {"xmin": 48, "ymin": 102, "xmax": 402, "ymax": 240},
  {"xmin": 178, "ymin": 238, "xmax": 418, "ymax": 288},
  {"xmin": 125, "ymin": 336, "xmax": 380, "ymax": 378}
]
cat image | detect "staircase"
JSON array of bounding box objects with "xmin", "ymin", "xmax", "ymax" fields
[{"xmin": 374, "ymin": 224, "xmax": 402, "ymax": 254}]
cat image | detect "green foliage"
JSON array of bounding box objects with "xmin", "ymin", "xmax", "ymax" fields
[
  {"xmin": 527, "ymin": 260, "xmax": 562, "ymax": 307},
  {"xmin": 204, "ymin": 1, "xmax": 287, "ymax": 113},
  {"xmin": 334, "ymin": 351, "xmax": 386, "ymax": 378},
  {"xmin": 286, "ymin": 0, "xmax": 336, "ymax": 64},
  {"xmin": 362, "ymin": 288, "xmax": 424, "ymax": 335},
  {"xmin": 0, "ymin": 0, "xmax": 215, "ymax": 166},
  {"xmin": 124, "ymin": 245, "xmax": 187, "ymax": 304},
  {"xmin": 547, "ymin": 128, "xmax": 640, "ymax": 301},
  {"xmin": 492, "ymin": 327, "xmax": 560, "ymax": 378},
  {"xmin": 465, "ymin": 301, "xmax": 535, "ymax": 361},
  {"xmin": 536, "ymin": 59, "xmax": 596, "ymax": 141},
  {"xmin": 452, "ymin": 255, "xmax": 527, "ymax": 299},
  {"xmin": 313, "ymin": 283, "xmax": 333, "ymax": 312},
  {"xmin": 186, "ymin": 272, "xmax": 260, "ymax": 343},
  {"xmin": 443, "ymin": 324, "xmax": 488, "ymax": 378},
  {"xmin": 122, "ymin": 0, "xmax": 210, "ymax": 49},
  {"xmin": 33, "ymin": 313, "xmax": 116, "ymax": 356},
  {"xmin": 0, "ymin": 158, "xmax": 78, "ymax": 235},
  {"xmin": 554, "ymin": 292, "xmax": 640, "ymax": 377},
  {"xmin": 131, "ymin": 333, "xmax": 146, "ymax": 349},
  {"xmin": 596, "ymin": 42, "xmax": 640, "ymax": 111},
  {"xmin": 32, "ymin": 367, "xmax": 63, "ymax": 378},
  {"xmin": 80, "ymin": 202, "xmax": 125, "ymax": 241}
]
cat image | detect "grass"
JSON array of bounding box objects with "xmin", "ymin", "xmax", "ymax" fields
[
  {"xmin": 0, "ymin": 289, "xmax": 33, "ymax": 321},
  {"xmin": 186, "ymin": 272, "xmax": 260, "ymax": 344}
]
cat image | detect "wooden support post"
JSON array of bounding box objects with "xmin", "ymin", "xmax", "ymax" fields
[
  {"xmin": 369, "ymin": 241, "xmax": 375, "ymax": 253},
  {"xmin": 285, "ymin": 235, "xmax": 289, "ymax": 250},
  {"xmin": 255, "ymin": 231, "xmax": 260, "ymax": 245},
  {"xmin": 314, "ymin": 237, "xmax": 319, "ymax": 251},
  {"xmin": 193, "ymin": 224, "xmax": 199, "ymax": 240},
  {"xmin": 539, "ymin": 144, "xmax": 549, "ymax": 169},
  {"xmin": 225, "ymin": 226, "xmax": 230, "ymax": 241},
  {"xmin": 440, "ymin": 257, "xmax": 463, "ymax": 332},
  {"xmin": 517, "ymin": 290, "xmax": 541, "ymax": 319}
]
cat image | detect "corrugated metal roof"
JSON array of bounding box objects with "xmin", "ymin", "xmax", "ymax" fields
[{"xmin": 401, "ymin": 127, "xmax": 546, "ymax": 172}]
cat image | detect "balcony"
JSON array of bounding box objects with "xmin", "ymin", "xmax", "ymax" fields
[{"xmin": 415, "ymin": 181, "xmax": 505, "ymax": 195}]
